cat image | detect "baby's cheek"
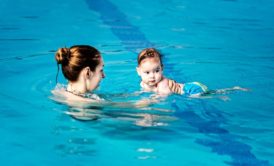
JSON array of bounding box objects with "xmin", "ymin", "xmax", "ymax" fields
[{"xmin": 141, "ymin": 75, "xmax": 147, "ymax": 79}]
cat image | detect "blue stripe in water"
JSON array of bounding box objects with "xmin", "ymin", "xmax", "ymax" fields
[
  {"xmin": 85, "ymin": 0, "xmax": 269, "ymax": 165},
  {"xmin": 173, "ymin": 102, "xmax": 269, "ymax": 166}
]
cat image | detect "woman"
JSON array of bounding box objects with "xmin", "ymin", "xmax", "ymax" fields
[
  {"xmin": 52, "ymin": 45, "xmax": 152, "ymax": 108},
  {"xmin": 53, "ymin": 45, "xmax": 105, "ymax": 103}
]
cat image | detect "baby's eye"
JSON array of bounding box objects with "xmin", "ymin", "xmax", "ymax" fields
[
  {"xmin": 145, "ymin": 71, "xmax": 150, "ymax": 74},
  {"xmin": 155, "ymin": 69, "xmax": 160, "ymax": 73}
]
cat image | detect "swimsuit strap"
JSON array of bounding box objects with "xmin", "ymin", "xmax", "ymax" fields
[
  {"xmin": 66, "ymin": 89, "xmax": 104, "ymax": 101},
  {"xmin": 66, "ymin": 89, "xmax": 86, "ymax": 98}
]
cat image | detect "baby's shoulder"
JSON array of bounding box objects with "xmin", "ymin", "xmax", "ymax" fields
[
  {"xmin": 156, "ymin": 78, "xmax": 171, "ymax": 94},
  {"xmin": 158, "ymin": 78, "xmax": 169, "ymax": 87}
]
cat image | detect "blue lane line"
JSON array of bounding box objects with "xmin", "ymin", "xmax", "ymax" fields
[
  {"xmin": 85, "ymin": 0, "xmax": 269, "ymax": 165},
  {"xmin": 173, "ymin": 102, "xmax": 269, "ymax": 166}
]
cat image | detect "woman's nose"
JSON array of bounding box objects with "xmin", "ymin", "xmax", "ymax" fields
[{"xmin": 102, "ymin": 72, "xmax": 106, "ymax": 78}]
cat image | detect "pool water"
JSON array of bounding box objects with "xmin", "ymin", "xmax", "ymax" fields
[{"xmin": 0, "ymin": 0, "xmax": 274, "ymax": 165}]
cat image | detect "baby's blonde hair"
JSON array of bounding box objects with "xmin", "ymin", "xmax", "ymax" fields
[{"xmin": 137, "ymin": 48, "xmax": 163, "ymax": 66}]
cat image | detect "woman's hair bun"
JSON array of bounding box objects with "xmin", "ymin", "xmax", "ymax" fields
[{"xmin": 55, "ymin": 47, "xmax": 70, "ymax": 64}]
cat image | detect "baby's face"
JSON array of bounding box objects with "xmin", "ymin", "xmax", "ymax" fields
[{"xmin": 137, "ymin": 58, "xmax": 163, "ymax": 87}]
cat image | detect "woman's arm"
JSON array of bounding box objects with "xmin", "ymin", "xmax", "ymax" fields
[
  {"xmin": 51, "ymin": 88, "xmax": 157, "ymax": 109},
  {"xmin": 167, "ymin": 79, "xmax": 183, "ymax": 95}
]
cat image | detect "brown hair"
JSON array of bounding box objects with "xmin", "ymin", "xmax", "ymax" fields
[
  {"xmin": 55, "ymin": 45, "xmax": 101, "ymax": 82},
  {"xmin": 137, "ymin": 48, "xmax": 162, "ymax": 66}
]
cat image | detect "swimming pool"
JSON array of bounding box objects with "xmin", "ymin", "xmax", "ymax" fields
[{"xmin": 1, "ymin": 0, "xmax": 273, "ymax": 165}]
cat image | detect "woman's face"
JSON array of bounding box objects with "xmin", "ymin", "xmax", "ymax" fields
[{"xmin": 87, "ymin": 59, "xmax": 105, "ymax": 91}]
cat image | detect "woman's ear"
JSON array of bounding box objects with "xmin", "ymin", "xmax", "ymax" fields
[{"xmin": 85, "ymin": 67, "xmax": 94, "ymax": 79}]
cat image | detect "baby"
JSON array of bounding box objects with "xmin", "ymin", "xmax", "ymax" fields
[{"xmin": 136, "ymin": 48, "xmax": 208, "ymax": 96}]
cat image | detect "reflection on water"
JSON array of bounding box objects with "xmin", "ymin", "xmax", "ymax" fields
[{"xmin": 51, "ymin": 84, "xmax": 177, "ymax": 128}]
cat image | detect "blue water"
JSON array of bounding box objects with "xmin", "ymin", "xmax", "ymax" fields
[{"xmin": 1, "ymin": 0, "xmax": 274, "ymax": 165}]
